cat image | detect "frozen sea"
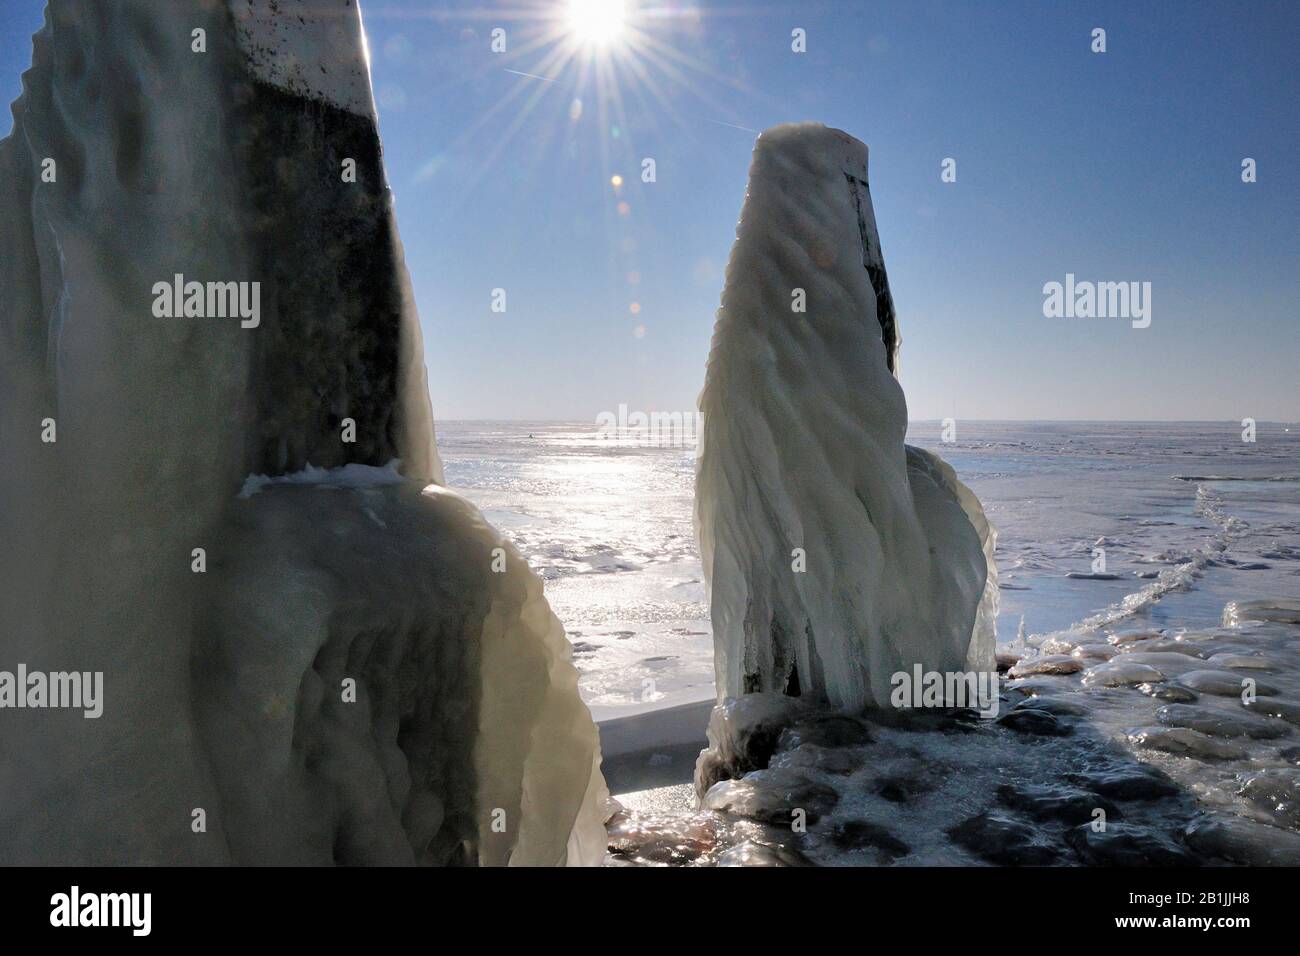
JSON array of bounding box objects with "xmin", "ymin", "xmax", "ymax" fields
[{"xmin": 438, "ymin": 420, "xmax": 1300, "ymax": 718}]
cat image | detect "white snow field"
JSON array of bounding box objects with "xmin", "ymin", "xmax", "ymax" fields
[
  {"xmin": 695, "ymin": 123, "xmax": 998, "ymax": 713},
  {"xmin": 0, "ymin": 0, "xmax": 604, "ymax": 865}
]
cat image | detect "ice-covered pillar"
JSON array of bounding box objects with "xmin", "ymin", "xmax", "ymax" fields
[
  {"xmin": 695, "ymin": 123, "xmax": 997, "ymax": 713},
  {"xmin": 0, "ymin": 0, "xmax": 604, "ymax": 865}
]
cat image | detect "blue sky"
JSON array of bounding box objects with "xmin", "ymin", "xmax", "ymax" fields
[{"xmin": 3, "ymin": 1, "xmax": 1296, "ymax": 421}]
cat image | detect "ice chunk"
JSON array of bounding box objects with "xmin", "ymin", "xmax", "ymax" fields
[
  {"xmin": 1224, "ymin": 599, "xmax": 1300, "ymax": 627},
  {"xmin": 198, "ymin": 479, "xmax": 607, "ymax": 865},
  {"xmin": 694, "ymin": 123, "xmax": 996, "ymax": 711}
]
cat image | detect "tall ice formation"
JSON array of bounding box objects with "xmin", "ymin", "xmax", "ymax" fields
[
  {"xmin": 0, "ymin": 0, "xmax": 605, "ymax": 865},
  {"xmin": 695, "ymin": 123, "xmax": 998, "ymax": 713}
]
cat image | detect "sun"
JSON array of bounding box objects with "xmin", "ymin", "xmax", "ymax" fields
[
  {"xmin": 432, "ymin": 0, "xmax": 757, "ymax": 202},
  {"xmin": 565, "ymin": 0, "xmax": 627, "ymax": 47}
]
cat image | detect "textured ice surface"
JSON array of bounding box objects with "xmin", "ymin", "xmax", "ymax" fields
[
  {"xmin": 695, "ymin": 123, "xmax": 996, "ymax": 711},
  {"xmin": 0, "ymin": 0, "xmax": 603, "ymax": 864},
  {"xmin": 199, "ymin": 478, "xmax": 607, "ymax": 866},
  {"xmin": 613, "ymin": 610, "xmax": 1300, "ymax": 866}
]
